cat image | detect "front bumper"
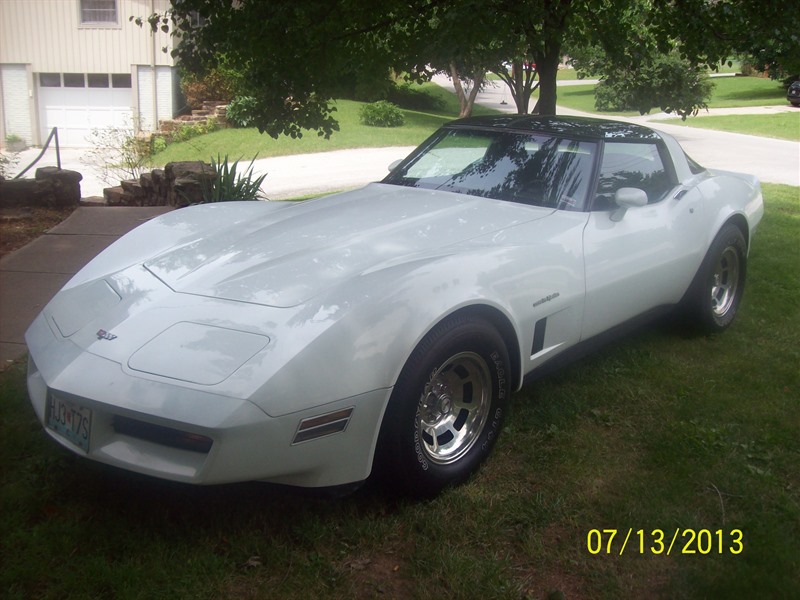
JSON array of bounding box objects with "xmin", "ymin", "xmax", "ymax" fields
[{"xmin": 26, "ymin": 313, "xmax": 390, "ymax": 488}]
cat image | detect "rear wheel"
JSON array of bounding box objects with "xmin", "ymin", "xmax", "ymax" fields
[
  {"xmin": 683, "ymin": 223, "xmax": 747, "ymax": 332},
  {"xmin": 376, "ymin": 315, "xmax": 510, "ymax": 498}
]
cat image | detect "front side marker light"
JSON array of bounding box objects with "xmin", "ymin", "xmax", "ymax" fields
[{"xmin": 292, "ymin": 407, "xmax": 354, "ymax": 444}]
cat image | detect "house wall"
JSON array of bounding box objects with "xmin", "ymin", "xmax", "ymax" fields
[
  {"xmin": 136, "ymin": 65, "xmax": 179, "ymax": 131},
  {"xmin": 0, "ymin": 0, "xmax": 178, "ymax": 146},
  {"xmin": 0, "ymin": 0, "xmax": 174, "ymax": 72},
  {"xmin": 0, "ymin": 64, "xmax": 33, "ymax": 144}
]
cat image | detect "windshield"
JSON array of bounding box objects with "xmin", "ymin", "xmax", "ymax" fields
[{"xmin": 383, "ymin": 128, "xmax": 597, "ymax": 211}]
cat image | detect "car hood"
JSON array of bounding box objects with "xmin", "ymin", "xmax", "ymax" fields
[{"xmin": 144, "ymin": 183, "xmax": 552, "ymax": 307}]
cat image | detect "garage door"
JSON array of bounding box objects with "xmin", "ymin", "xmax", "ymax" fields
[{"xmin": 38, "ymin": 73, "xmax": 133, "ymax": 147}]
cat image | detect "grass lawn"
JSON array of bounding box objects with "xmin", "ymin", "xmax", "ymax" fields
[
  {"xmin": 150, "ymin": 76, "xmax": 790, "ymax": 165},
  {"xmin": 151, "ymin": 84, "xmax": 499, "ymax": 165},
  {"xmin": 1, "ymin": 184, "xmax": 797, "ymax": 599},
  {"xmin": 554, "ymin": 75, "xmax": 789, "ymax": 117},
  {"xmin": 652, "ymin": 112, "xmax": 800, "ymax": 142}
]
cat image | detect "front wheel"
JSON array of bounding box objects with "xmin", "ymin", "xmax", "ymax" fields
[
  {"xmin": 683, "ymin": 223, "xmax": 747, "ymax": 332},
  {"xmin": 375, "ymin": 315, "xmax": 510, "ymax": 498}
]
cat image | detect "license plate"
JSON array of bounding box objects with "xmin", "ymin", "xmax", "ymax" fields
[{"xmin": 46, "ymin": 393, "xmax": 92, "ymax": 452}]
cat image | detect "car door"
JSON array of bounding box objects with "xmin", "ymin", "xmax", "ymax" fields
[{"xmin": 580, "ymin": 141, "xmax": 706, "ymax": 340}]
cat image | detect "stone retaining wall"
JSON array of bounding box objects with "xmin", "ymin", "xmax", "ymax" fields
[
  {"xmin": 0, "ymin": 167, "xmax": 82, "ymax": 209},
  {"xmin": 103, "ymin": 161, "xmax": 216, "ymax": 207}
]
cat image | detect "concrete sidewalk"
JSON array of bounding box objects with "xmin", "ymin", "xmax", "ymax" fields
[{"xmin": 0, "ymin": 206, "xmax": 171, "ymax": 367}]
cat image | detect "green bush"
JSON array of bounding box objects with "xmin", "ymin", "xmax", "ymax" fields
[
  {"xmin": 594, "ymin": 52, "xmax": 714, "ymax": 119},
  {"xmin": 170, "ymin": 117, "xmax": 222, "ymax": 144},
  {"xmin": 226, "ymin": 96, "xmax": 257, "ymax": 128},
  {"xmin": 387, "ymin": 83, "xmax": 446, "ymax": 112},
  {"xmin": 150, "ymin": 135, "xmax": 168, "ymax": 155},
  {"xmin": 180, "ymin": 67, "xmax": 239, "ymax": 108},
  {"xmin": 359, "ymin": 101, "xmax": 405, "ymax": 127}
]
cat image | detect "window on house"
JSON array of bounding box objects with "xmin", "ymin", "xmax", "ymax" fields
[
  {"xmin": 87, "ymin": 74, "xmax": 110, "ymax": 88},
  {"xmin": 111, "ymin": 73, "xmax": 132, "ymax": 88},
  {"xmin": 63, "ymin": 73, "xmax": 86, "ymax": 87},
  {"xmin": 80, "ymin": 0, "xmax": 117, "ymax": 24},
  {"xmin": 40, "ymin": 73, "xmax": 61, "ymax": 87}
]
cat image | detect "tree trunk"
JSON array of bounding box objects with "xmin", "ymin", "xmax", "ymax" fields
[
  {"xmin": 449, "ymin": 63, "xmax": 485, "ymax": 118},
  {"xmin": 533, "ymin": 51, "xmax": 560, "ymax": 116},
  {"xmin": 493, "ymin": 60, "xmax": 539, "ymax": 115}
]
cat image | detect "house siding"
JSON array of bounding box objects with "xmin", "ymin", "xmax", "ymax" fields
[
  {"xmin": 0, "ymin": 0, "xmax": 178, "ymax": 146},
  {"xmin": 1, "ymin": 64, "xmax": 33, "ymax": 144},
  {"xmin": 0, "ymin": 0, "xmax": 174, "ymax": 73}
]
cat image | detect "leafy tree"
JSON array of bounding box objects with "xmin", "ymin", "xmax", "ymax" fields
[
  {"xmin": 648, "ymin": 0, "xmax": 799, "ymax": 79},
  {"xmin": 144, "ymin": 0, "xmax": 799, "ymax": 138},
  {"xmin": 569, "ymin": 3, "xmax": 714, "ymax": 119}
]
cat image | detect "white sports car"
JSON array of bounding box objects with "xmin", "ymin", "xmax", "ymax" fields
[{"xmin": 26, "ymin": 116, "xmax": 763, "ymax": 498}]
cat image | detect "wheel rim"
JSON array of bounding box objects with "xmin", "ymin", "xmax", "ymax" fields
[
  {"xmin": 710, "ymin": 246, "xmax": 740, "ymax": 318},
  {"xmin": 416, "ymin": 351, "xmax": 492, "ymax": 465}
]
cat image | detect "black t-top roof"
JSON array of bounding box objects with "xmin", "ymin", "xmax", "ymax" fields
[{"xmin": 448, "ymin": 115, "xmax": 662, "ymax": 141}]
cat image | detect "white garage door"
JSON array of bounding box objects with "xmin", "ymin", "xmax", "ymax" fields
[{"xmin": 38, "ymin": 73, "xmax": 133, "ymax": 147}]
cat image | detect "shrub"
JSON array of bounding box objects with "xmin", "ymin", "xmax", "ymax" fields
[
  {"xmin": 171, "ymin": 118, "xmax": 222, "ymax": 144},
  {"xmin": 594, "ymin": 52, "xmax": 714, "ymax": 119},
  {"xmin": 82, "ymin": 125, "xmax": 152, "ymax": 185},
  {"xmin": 387, "ymin": 83, "xmax": 446, "ymax": 112},
  {"xmin": 180, "ymin": 68, "xmax": 238, "ymax": 108},
  {"xmin": 359, "ymin": 101, "xmax": 405, "ymax": 127},
  {"xmin": 149, "ymin": 135, "xmax": 168, "ymax": 155},
  {"xmin": 200, "ymin": 154, "xmax": 267, "ymax": 202},
  {"xmin": 226, "ymin": 96, "xmax": 257, "ymax": 128}
]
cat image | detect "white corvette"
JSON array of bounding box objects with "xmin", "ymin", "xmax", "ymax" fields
[{"xmin": 26, "ymin": 116, "xmax": 763, "ymax": 498}]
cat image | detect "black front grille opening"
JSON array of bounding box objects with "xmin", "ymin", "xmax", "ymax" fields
[{"xmin": 113, "ymin": 416, "xmax": 213, "ymax": 453}]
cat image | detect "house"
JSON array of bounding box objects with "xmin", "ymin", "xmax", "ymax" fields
[{"xmin": 0, "ymin": 0, "xmax": 181, "ymax": 148}]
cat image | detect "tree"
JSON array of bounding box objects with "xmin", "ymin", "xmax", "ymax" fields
[
  {"xmin": 648, "ymin": 0, "xmax": 800, "ymax": 80},
  {"xmin": 148, "ymin": 0, "xmax": 799, "ymax": 138},
  {"xmin": 568, "ymin": 3, "xmax": 715, "ymax": 119},
  {"xmin": 148, "ymin": 0, "xmax": 621, "ymax": 135}
]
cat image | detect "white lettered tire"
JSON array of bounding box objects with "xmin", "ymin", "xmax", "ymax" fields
[{"xmin": 376, "ymin": 314, "xmax": 510, "ymax": 498}]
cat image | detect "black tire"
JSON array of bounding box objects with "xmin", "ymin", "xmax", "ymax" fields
[
  {"xmin": 682, "ymin": 223, "xmax": 747, "ymax": 333},
  {"xmin": 375, "ymin": 314, "xmax": 510, "ymax": 498}
]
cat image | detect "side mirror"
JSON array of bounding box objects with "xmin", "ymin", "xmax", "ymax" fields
[
  {"xmin": 387, "ymin": 159, "xmax": 402, "ymax": 172},
  {"xmin": 610, "ymin": 187, "xmax": 648, "ymax": 222}
]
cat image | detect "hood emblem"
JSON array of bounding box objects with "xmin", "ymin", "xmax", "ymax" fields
[{"xmin": 96, "ymin": 329, "xmax": 118, "ymax": 341}]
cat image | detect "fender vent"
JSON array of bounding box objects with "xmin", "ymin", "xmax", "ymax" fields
[{"xmin": 292, "ymin": 407, "xmax": 354, "ymax": 444}]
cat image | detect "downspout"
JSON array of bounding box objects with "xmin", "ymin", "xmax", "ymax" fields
[{"xmin": 150, "ymin": 0, "xmax": 157, "ymax": 133}]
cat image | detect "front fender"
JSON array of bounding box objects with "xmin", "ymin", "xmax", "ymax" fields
[{"xmin": 253, "ymin": 221, "xmax": 587, "ymax": 418}]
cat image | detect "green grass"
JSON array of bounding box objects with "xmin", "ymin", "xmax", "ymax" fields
[
  {"xmin": 706, "ymin": 76, "xmax": 788, "ymax": 108},
  {"xmin": 151, "ymin": 84, "xmax": 499, "ymax": 165},
  {"xmin": 2, "ymin": 184, "xmax": 797, "ymax": 599},
  {"xmin": 554, "ymin": 75, "xmax": 789, "ymax": 116},
  {"xmin": 151, "ymin": 76, "xmax": 790, "ymax": 166},
  {"xmin": 652, "ymin": 112, "xmax": 800, "ymax": 141}
]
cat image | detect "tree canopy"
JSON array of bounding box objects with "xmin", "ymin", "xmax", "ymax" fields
[{"xmin": 150, "ymin": 0, "xmax": 800, "ymax": 138}]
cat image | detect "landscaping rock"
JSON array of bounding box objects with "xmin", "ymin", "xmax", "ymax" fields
[{"xmin": 0, "ymin": 167, "xmax": 82, "ymax": 209}]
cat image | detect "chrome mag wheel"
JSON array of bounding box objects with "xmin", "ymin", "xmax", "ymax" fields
[
  {"xmin": 417, "ymin": 351, "xmax": 492, "ymax": 465},
  {"xmin": 710, "ymin": 245, "xmax": 740, "ymax": 318}
]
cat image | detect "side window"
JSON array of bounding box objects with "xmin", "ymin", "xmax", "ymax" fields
[{"xmin": 593, "ymin": 142, "xmax": 673, "ymax": 210}]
